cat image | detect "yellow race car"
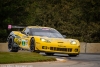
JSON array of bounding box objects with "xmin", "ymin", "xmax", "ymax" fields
[{"xmin": 7, "ymin": 25, "xmax": 80, "ymax": 56}]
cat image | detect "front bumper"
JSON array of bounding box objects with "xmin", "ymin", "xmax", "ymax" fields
[{"xmin": 35, "ymin": 42, "xmax": 80, "ymax": 54}]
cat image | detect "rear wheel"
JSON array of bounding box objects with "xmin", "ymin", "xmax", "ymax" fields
[
  {"xmin": 8, "ymin": 37, "xmax": 19, "ymax": 52},
  {"xmin": 30, "ymin": 38, "xmax": 35, "ymax": 52},
  {"xmin": 45, "ymin": 53, "xmax": 54, "ymax": 56}
]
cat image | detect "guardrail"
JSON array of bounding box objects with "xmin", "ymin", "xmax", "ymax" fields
[
  {"xmin": 0, "ymin": 43, "xmax": 8, "ymax": 52},
  {"xmin": 0, "ymin": 42, "xmax": 100, "ymax": 53},
  {"xmin": 80, "ymin": 42, "xmax": 100, "ymax": 53}
]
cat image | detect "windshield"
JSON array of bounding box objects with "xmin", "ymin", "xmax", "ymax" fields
[{"xmin": 30, "ymin": 28, "xmax": 64, "ymax": 38}]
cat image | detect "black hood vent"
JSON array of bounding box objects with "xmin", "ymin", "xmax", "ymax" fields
[{"xmin": 58, "ymin": 42, "xmax": 63, "ymax": 43}]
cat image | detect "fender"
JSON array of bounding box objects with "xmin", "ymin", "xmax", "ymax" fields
[{"xmin": 7, "ymin": 32, "xmax": 15, "ymax": 41}]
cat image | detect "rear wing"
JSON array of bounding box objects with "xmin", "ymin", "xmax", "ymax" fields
[
  {"xmin": 8, "ymin": 25, "xmax": 26, "ymax": 29},
  {"xmin": 8, "ymin": 25, "xmax": 27, "ymax": 31}
]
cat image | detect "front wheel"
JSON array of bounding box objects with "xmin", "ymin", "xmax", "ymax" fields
[
  {"xmin": 30, "ymin": 38, "xmax": 35, "ymax": 52},
  {"xmin": 68, "ymin": 54, "xmax": 78, "ymax": 57}
]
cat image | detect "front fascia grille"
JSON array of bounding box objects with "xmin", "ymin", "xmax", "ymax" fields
[{"xmin": 50, "ymin": 47, "xmax": 72, "ymax": 52}]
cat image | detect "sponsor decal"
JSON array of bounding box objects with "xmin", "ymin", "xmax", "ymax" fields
[
  {"xmin": 42, "ymin": 28, "xmax": 49, "ymax": 30},
  {"xmin": 58, "ymin": 44, "xmax": 66, "ymax": 47}
]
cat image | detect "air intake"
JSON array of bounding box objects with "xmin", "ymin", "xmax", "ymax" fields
[{"xmin": 50, "ymin": 47, "xmax": 72, "ymax": 52}]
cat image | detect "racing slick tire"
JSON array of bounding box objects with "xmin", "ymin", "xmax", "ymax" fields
[
  {"xmin": 30, "ymin": 38, "xmax": 35, "ymax": 52},
  {"xmin": 45, "ymin": 53, "xmax": 54, "ymax": 56},
  {"xmin": 8, "ymin": 37, "xmax": 19, "ymax": 52},
  {"xmin": 68, "ymin": 54, "xmax": 78, "ymax": 57}
]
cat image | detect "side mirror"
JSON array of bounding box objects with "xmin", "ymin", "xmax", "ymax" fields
[
  {"xmin": 63, "ymin": 35, "xmax": 66, "ymax": 38},
  {"xmin": 26, "ymin": 32, "xmax": 29, "ymax": 36},
  {"xmin": 21, "ymin": 31, "xmax": 25, "ymax": 34}
]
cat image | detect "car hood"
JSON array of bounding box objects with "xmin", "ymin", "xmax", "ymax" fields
[{"xmin": 40, "ymin": 37, "xmax": 78, "ymax": 43}]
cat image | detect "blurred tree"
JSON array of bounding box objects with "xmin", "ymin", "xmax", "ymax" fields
[{"xmin": 0, "ymin": 0, "xmax": 100, "ymax": 42}]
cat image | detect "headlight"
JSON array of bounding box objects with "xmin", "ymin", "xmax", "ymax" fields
[
  {"xmin": 70, "ymin": 41, "xmax": 77, "ymax": 45},
  {"xmin": 40, "ymin": 38, "xmax": 50, "ymax": 43},
  {"xmin": 41, "ymin": 38, "xmax": 46, "ymax": 42}
]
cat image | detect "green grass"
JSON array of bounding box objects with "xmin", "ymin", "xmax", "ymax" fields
[{"xmin": 0, "ymin": 52, "xmax": 56, "ymax": 64}]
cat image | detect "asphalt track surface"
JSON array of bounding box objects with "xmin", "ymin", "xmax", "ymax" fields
[{"xmin": 0, "ymin": 51, "xmax": 100, "ymax": 67}]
